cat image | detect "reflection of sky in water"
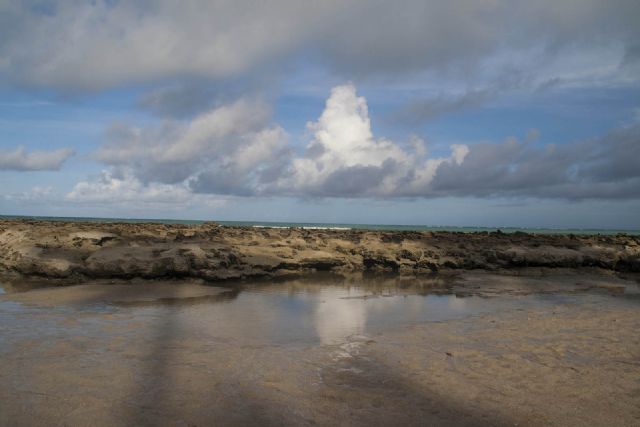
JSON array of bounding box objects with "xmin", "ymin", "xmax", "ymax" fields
[
  {"xmin": 315, "ymin": 294, "xmax": 367, "ymax": 344},
  {"xmin": 622, "ymin": 283, "xmax": 640, "ymax": 295},
  {"xmin": 168, "ymin": 287, "xmax": 505, "ymax": 345},
  {"xmin": 2, "ymin": 278, "xmax": 638, "ymax": 348},
  {"xmin": 1, "ymin": 284, "xmax": 493, "ymax": 349},
  {"xmin": 313, "ymin": 292, "xmax": 480, "ymax": 344}
]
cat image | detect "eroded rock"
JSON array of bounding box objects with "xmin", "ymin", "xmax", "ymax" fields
[{"xmin": 0, "ymin": 219, "xmax": 638, "ymax": 284}]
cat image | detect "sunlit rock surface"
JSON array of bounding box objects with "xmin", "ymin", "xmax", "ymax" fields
[{"xmin": 1, "ymin": 219, "xmax": 638, "ymax": 285}]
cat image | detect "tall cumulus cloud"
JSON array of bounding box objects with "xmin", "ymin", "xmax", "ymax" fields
[{"xmin": 72, "ymin": 84, "xmax": 640, "ymax": 201}]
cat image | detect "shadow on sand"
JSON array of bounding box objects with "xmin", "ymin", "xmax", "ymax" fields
[{"xmin": 1, "ymin": 276, "xmax": 517, "ymax": 426}]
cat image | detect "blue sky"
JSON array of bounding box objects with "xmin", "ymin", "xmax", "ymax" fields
[{"xmin": 1, "ymin": 1, "xmax": 639, "ymax": 228}]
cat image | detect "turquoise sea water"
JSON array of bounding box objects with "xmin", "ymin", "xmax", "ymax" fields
[{"xmin": 1, "ymin": 215, "xmax": 638, "ymax": 235}]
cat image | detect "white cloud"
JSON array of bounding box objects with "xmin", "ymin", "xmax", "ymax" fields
[
  {"xmin": 61, "ymin": 83, "xmax": 640, "ymax": 202},
  {"xmin": 275, "ymin": 84, "xmax": 468, "ymax": 196},
  {"xmin": 314, "ymin": 290, "xmax": 366, "ymax": 344},
  {"xmin": 96, "ymin": 97, "xmax": 287, "ymax": 188},
  {"xmin": 2, "ymin": 186, "xmax": 55, "ymax": 202},
  {"xmin": 284, "ymin": 84, "xmax": 409, "ymax": 190},
  {"xmin": 98, "ymin": 98, "xmax": 270, "ymax": 165},
  {"xmin": 1, "ymin": 175, "xmax": 227, "ymax": 217},
  {"xmin": 66, "ymin": 171, "xmax": 226, "ymax": 209},
  {"xmin": 72, "ymin": 84, "xmax": 469, "ymax": 199},
  {"xmin": 0, "ymin": 146, "xmax": 75, "ymax": 171}
]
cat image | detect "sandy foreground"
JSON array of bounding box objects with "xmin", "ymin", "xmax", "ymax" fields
[
  {"xmin": 0, "ymin": 272, "xmax": 639, "ymax": 426},
  {"xmin": 1, "ymin": 220, "xmax": 639, "ymax": 426}
]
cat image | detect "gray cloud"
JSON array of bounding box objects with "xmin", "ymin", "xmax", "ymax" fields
[
  {"xmin": 294, "ymin": 160, "xmax": 403, "ymax": 198},
  {"xmin": 391, "ymin": 88, "xmax": 496, "ymax": 125},
  {"xmin": 429, "ymin": 125, "xmax": 640, "ymax": 200},
  {"xmin": 85, "ymin": 84, "xmax": 640, "ymax": 202},
  {"xmin": 137, "ymin": 83, "xmax": 218, "ymax": 119},
  {"xmin": 136, "ymin": 74, "xmax": 276, "ymax": 118},
  {"xmin": 0, "ymin": 0, "xmax": 324, "ymax": 90},
  {"xmin": 96, "ymin": 97, "xmax": 290, "ymax": 197},
  {"xmin": 314, "ymin": 108, "xmax": 624, "ymax": 201},
  {"xmin": 622, "ymin": 44, "xmax": 640, "ymax": 67},
  {"xmin": 0, "ymin": 146, "xmax": 75, "ymax": 171},
  {"xmin": 188, "ymin": 139, "xmax": 291, "ymax": 196},
  {"xmin": 389, "ymin": 72, "xmax": 567, "ymax": 126},
  {"xmin": 1, "ymin": 1, "xmax": 639, "ymax": 90}
]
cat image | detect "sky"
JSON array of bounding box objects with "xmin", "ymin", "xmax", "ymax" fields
[{"xmin": 1, "ymin": 0, "xmax": 639, "ymax": 228}]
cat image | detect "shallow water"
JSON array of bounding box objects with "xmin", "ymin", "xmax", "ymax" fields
[
  {"xmin": 1, "ymin": 273, "xmax": 639, "ymax": 426},
  {"xmin": 0, "ymin": 277, "xmax": 482, "ymax": 349},
  {"xmin": 1, "ymin": 273, "xmax": 637, "ymax": 348}
]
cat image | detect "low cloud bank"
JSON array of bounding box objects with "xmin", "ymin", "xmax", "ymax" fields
[{"xmin": 70, "ymin": 84, "xmax": 640, "ymax": 202}]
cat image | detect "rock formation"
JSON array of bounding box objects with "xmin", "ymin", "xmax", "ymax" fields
[{"xmin": 1, "ymin": 219, "xmax": 638, "ymax": 285}]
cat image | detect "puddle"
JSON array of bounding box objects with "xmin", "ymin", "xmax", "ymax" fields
[
  {"xmin": 1, "ymin": 273, "xmax": 638, "ymax": 347},
  {"xmin": 1, "ymin": 272, "xmax": 639, "ymax": 426}
]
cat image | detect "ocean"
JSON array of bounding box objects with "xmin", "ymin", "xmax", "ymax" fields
[{"xmin": 1, "ymin": 215, "xmax": 638, "ymax": 235}]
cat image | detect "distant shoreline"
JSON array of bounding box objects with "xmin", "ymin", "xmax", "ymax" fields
[{"xmin": 1, "ymin": 215, "xmax": 638, "ymax": 236}]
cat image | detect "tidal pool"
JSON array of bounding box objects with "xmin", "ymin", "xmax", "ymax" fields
[
  {"xmin": 0, "ymin": 273, "xmax": 618, "ymax": 348},
  {"xmin": 1, "ymin": 272, "xmax": 639, "ymax": 426}
]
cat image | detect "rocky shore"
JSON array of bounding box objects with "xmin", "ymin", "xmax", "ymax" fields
[{"xmin": 1, "ymin": 219, "xmax": 639, "ymax": 285}]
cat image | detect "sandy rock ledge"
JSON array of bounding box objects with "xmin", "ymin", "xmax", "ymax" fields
[{"xmin": 0, "ymin": 219, "xmax": 638, "ymax": 285}]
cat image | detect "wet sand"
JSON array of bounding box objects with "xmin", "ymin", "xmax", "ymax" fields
[{"xmin": 1, "ymin": 272, "xmax": 639, "ymax": 426}]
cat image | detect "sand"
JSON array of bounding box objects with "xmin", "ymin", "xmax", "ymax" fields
[
  {"xmin": 1, "ymin": 272, "xmax": 639, "ymax": 426},
  {"xmin": 1, "ymin": 219, "xmax": 639, "ymax": 425}
]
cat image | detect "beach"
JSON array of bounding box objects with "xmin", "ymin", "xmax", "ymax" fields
[
  {"xmin": 0, "ymin": 272, "xmax": 639, "ymax": 426},
  {"xmin": 1, "ymin": 219, "xmax": 639, "ymax": 426},
  {"xmin": 3, "ymin": 1, "xmax": 639, "ymax": 425}
]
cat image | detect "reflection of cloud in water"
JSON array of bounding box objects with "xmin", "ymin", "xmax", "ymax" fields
[
  {"xmin": 314, "ymin": 289, "xmax": 367, "ymax": 344},
  {"xmin": 447, "ymin": 296, "xmax": 466, "ymax": 311},
  {"xmin": 314, "ymin": 292, "xmax": 471, "ymax": 344}
]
